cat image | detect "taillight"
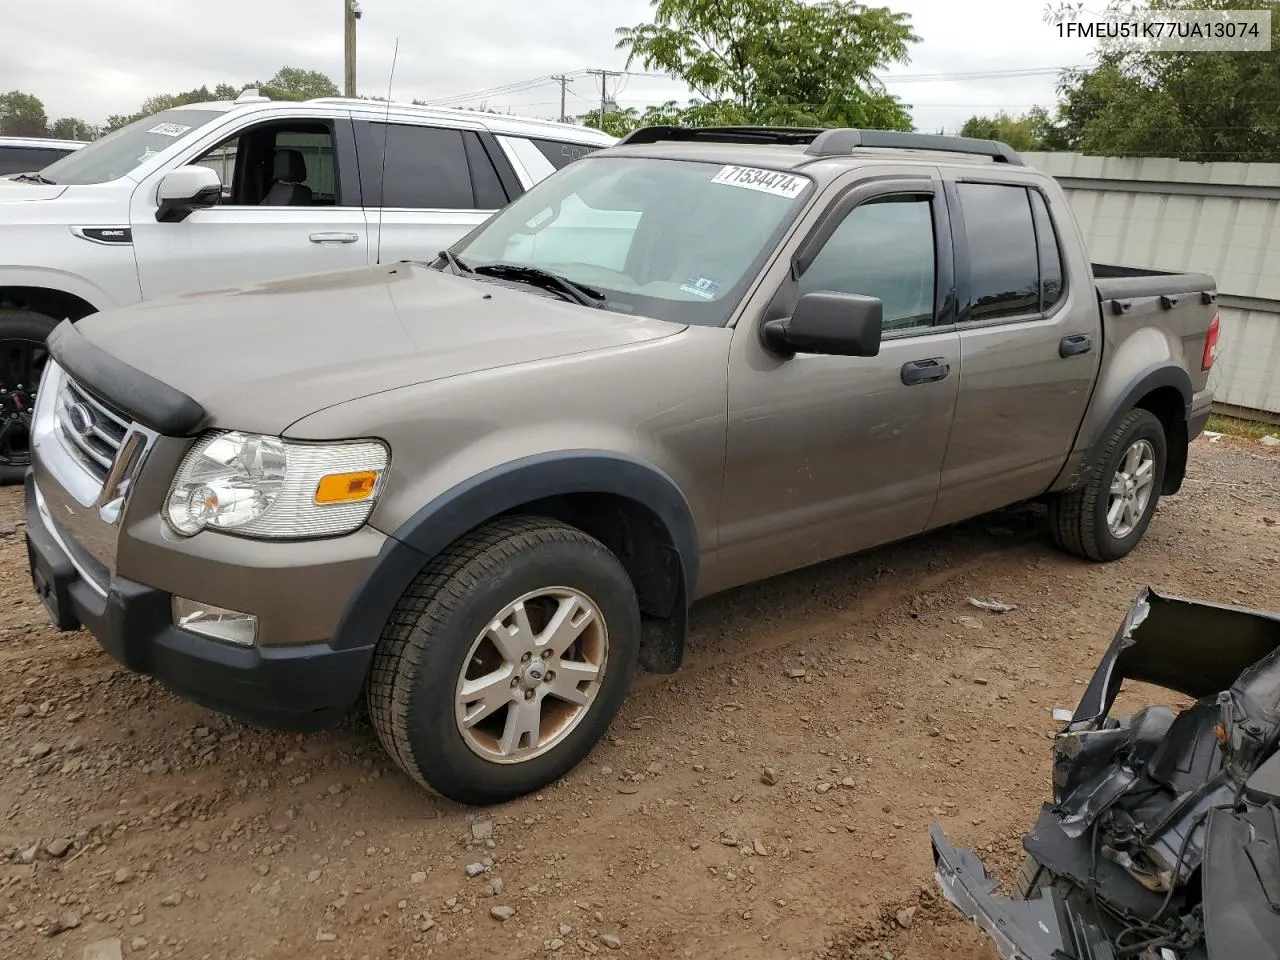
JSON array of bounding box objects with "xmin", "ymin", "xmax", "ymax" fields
[{"xmin": 1202, "ymin": 311, "xmax": 1220, "ymax": 371}]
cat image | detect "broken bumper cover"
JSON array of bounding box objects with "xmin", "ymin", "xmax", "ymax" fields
[{"xmin": 930, "ymin": 825, "xmax": 1113, "ymax": 960}]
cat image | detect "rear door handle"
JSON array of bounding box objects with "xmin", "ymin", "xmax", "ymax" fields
[
  {"xmin": 309, "ymin": 232, "xmax": 359, "ymax": 244},
  {"xmin": 1059, "ymin": 334, "xmax": 1092, "ymax": 358},
  {"xmin": 901, "ymin": 358, "xmax": 951, "ymax": 385}
]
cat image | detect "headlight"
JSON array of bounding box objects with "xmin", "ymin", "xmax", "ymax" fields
[{"xmin": 165, "ymin": 431, "xmax": 388, "ymax": 539}]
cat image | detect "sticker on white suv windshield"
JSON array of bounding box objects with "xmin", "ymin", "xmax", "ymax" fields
[
  {"xmin": 710, "ymin": 165, "xmax": 807, "ymax": 199},
  {"xmin": 147, "ymin": 122, "xmax": 192, "ymax": 137}
]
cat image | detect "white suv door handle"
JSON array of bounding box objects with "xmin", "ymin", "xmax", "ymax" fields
[{"xmin": 309, "ymin": 232, "xmax": 359, "ymax": 244}]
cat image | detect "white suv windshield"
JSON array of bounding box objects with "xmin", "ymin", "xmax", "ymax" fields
[
  {"xmin": 39, "ymin": 108, "xmax": 224, "ymax": 185},
  {"xmin": 451, "ymin": 156, "xmax": 813, "ymax": 326}
]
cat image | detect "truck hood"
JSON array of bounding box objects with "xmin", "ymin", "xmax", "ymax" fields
[
  {"xmin": 73, "ymin": 261, "xmax": 685, "ymax": 434},
  {"xmin": 0, "ymin": 178, "xmax": 68, "ymax": 202}
]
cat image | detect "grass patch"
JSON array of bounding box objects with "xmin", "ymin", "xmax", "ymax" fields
[{"xmin": 1207, "ymin": 413, "xmax": 1277, "ymax": 441}]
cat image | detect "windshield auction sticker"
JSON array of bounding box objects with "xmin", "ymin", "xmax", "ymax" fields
[
  {"xmin": 710, "ymin": 165, "xmax": 807, "ymax": 199},
  {"xmin": 147, "ymin": 123, "xmax": 193, "ymax": 137}
]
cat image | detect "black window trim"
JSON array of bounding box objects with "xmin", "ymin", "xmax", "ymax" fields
[
  {"xmin": 1028, "ymin": 186, "xmax": 1070, "ymax": 314},
  {"xmin": 946, "ymin": 177, "xmax": 1071, "ymax": 331},
  {"xmin": 774, "ymin": 174, "xmax": 957, "ymax": 342},
  {"xmin": 475, "ymin": 130, "xmax": 522, "ymax": 203}
]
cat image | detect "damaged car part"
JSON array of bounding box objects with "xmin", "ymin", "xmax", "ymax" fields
[{"xmin": 931, "ymin": 587, "xmax": 1280, "ymax": 960}]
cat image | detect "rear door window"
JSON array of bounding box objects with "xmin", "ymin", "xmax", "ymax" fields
[
  {"xmin": 955, "ymin": 182, "xmax": 1040, "ymax": 322},
  {"xmin": 356, "ymin": 122, "xmax": 479, "ymax": 210}
]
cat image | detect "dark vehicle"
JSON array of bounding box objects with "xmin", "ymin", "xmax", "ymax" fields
[
  {"xmin": 931, "ymin": 588, "xmax": 1280, "ymax": 960},
  {"xmin": 0, "ymin": 136, "xmax": 84, "ymax": 176}
]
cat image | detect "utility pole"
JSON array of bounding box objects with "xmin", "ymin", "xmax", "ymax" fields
[
  {"xmin": 344, "ymin": 1, "xmax": 362, "ymax": 98},
  {"xmin": 552, "ymin": 75, "xmax": 569, "ymax": 123},
  {"xmin": 584, "ymin": 69, "xmax": 621, "ymax": 129}
]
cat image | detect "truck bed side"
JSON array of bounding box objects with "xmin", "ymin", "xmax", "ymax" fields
[{"xmin": 1051, "ymin": 262, "xmax": 1218, "ymax": 495}]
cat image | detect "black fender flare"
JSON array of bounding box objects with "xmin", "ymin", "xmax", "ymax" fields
[
  {"xmin": 1081, "ymin": 362, "xmax": 1192, "ymax": 481},
  {"xmin": 330, "ymin": 451, "xmax": 699, "ymax": 651}
]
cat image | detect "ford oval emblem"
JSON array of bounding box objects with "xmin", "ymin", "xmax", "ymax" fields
[{"xmin": 66, "ymin": 402, "xmax": 94, "ymax": 439}]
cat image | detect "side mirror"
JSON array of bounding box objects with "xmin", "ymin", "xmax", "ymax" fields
[
  {"xmin": 762, "ymin": 292, "xmax": 883, "ymax": 358},
  {"xmin": 156, "ymin": 165, "xmax": 223, "ymax": 223}
]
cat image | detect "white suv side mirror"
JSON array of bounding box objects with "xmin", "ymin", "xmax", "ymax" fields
[{"xmin": 156, "ymin": 165, "xmax": 223, "ymax": 223}]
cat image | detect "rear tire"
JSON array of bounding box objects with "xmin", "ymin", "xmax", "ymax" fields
[
  {"xmin": 367, "ymin": 516, "xmax": 641, "ymax": 805},
  {"xmin": 1049, "ymin": 408, "xmax": 1167, "ymax": 562},
  {"xmin": 0, "ymin": 309, "xmax": 57, "ymax": 485}
]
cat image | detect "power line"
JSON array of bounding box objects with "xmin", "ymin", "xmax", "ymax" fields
[
  {"xmin": 422, "ymin": 63, "xmax": 1091, "ymax": 111},
  {"xmin": 584, "ymin": 68, "xmax": 622, "ymax": 127}
]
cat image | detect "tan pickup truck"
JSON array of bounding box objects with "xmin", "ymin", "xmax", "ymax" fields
[{"xmin": 24, "ymin": 126, "xmax": 1219, "ymax": 804}]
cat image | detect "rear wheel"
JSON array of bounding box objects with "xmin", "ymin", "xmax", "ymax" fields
[
  {"xmin": 1049, "ymin": 408, "xmax": 1167, "ymax": 562},
  {"xmin": 0, "ymin": 309, "xmax": 57, "ymax": 485},
  {"xmin": 366, "ymin": 516, "xmax": 641, "ymax": 805}
]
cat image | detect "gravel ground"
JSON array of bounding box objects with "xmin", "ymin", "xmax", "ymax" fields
[{"xmin": 0, "ymin": 435, "xmax": 1276, "ymax": 960}]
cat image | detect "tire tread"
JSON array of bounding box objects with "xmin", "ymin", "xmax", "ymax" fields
[
  {"xmin": 366, "ymin": 516, "xmax": 619, "ymax": 796},
  {"xmin": 1049, "ymin": 408, "xmax": 1163, "ymax": 562}
]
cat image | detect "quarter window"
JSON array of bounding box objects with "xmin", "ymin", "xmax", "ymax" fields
[
  {"xmin": 799, "ymin": 195, "xmax": 937, "ymax": 332},
  {"xmin": 1029, "ymin": 189, "xmax": 1065, "ymax": 311}
]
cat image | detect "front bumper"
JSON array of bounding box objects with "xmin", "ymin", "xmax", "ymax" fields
[
  {"xmin": 25, "ymin": 470, "xmax": 378, "ymax": 732},
  {"xmin": 929, "ymin": 825, "xmax": 1115, "ymax": 960}
]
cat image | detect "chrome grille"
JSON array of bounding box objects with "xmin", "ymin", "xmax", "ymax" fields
[{"xmin": 54, "ymin": 375, "xmax": 130, "ymax": 482}]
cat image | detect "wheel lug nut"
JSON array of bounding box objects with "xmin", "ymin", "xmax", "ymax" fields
[
  {"xmin": 545, "ymin": 671, "xmax": 555, "ymax": 682},
  {"xmin": 524, "ymin": 689, "xmax": 535, "ymax": 701},
  {"xmin": 510, "ymin": 677, "xmax": 519, "ymax": 688},
  {"xmin": 541, "ymin": 650, "xmax": 551, "ymax": 659},
  {"xmin": 521, "ymin": 652, "xmax": 531, "ymax": 663}
]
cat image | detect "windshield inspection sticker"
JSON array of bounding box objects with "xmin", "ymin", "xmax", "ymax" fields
[
  {"xmin": 146, "ymin": 122, "xmax": 192, "ymax": 137},
  {"xmin": 710, "ymin": 165, "xmax": 807, "ymax": 199},
  {"xmin": 680, "ymin": 275, "xmax": 721, "ymax": 300}
]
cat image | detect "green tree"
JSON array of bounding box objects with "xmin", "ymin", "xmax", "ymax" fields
[
  {"xmin": 0, "ymin": 90, "xmax": 50, "ymax": 137},
  {"xmin": 48, "ymin": 117, "xmax": 98, "ymax": 141},
  {"xmin": 256, "ymin": 66, "xmax": 340, "ymax": 101},
  {"xmin": 105, "ymin": 85, "xmax": 226, "ymax": 131},
  {"xmin": 615, "ymin": 0, "xmax": 920, "ymax": 130},
  {"xmin": 959, "ymin": 106, "xmax": 1064, "ymax": 152},
  {"xmin": 1047, "ymin": 0, "xmax": 1280, "ymax": 161}
]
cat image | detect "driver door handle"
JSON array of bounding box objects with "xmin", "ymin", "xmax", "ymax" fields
[
  {"xmin": 901, "ymin": 358, "xmax": 951, "ymax": 385},
  {"xmin": 309, "ymin": 232, "xmax": 359, "ymax": 244},
  {"xmin": 1059, "ymin": 334, "xmax": 1092, "ymax": 357}
]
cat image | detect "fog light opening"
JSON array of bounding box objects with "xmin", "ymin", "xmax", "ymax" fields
[{"xmin": 172, "ymin": 597, "xmax": 258, "ymax": 647}]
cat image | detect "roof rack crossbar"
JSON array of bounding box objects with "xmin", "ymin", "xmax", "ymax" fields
[
  {"xmin": 614, "ymin": 125, "xmax": 1024, "ymax": 165},
  {"xmin": 803, "ymin": 129, "xmax": 1023, "ymax": 165}
]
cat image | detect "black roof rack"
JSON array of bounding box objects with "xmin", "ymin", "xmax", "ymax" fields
[
  {"xmin": 613, "ymin": 124, "xmax": 1024, "ymax": 165},
  {"xmin": 803, "ymin": 129, "xmax": 1023, "ymax": 165},
  {"xmin": 616, "ymin": 125, "xmax": 828, "ymax": 146}
]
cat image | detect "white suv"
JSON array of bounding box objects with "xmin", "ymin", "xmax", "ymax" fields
[{"xmin": 0, "ymin": 90, "xmax": 614, "ymax": 479}]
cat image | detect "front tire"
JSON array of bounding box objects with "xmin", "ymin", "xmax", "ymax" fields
[
  {"xmin": 1049, "ymin": 408, "xmax": 1167, "ymax": 562},
  {"xmin": 367, "ymin": 516, "xmax": 641, "ymax": 805},
  {"xmin": 0, "ymin": 309, "xmax": 57, "ymax": 485}
]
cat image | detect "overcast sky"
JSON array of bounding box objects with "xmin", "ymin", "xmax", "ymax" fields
[{"xmin": 5, "ymin": 1, "xmax": 1102, "ymax": 133}]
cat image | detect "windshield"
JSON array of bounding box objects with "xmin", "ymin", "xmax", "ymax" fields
[
  {"xmin": 449, "ymin": 156, "xmax": 813, "ymax": 326},
  {"xmin": 38, "ymin": 108, "xmax": 224, "ymax": 185}
]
